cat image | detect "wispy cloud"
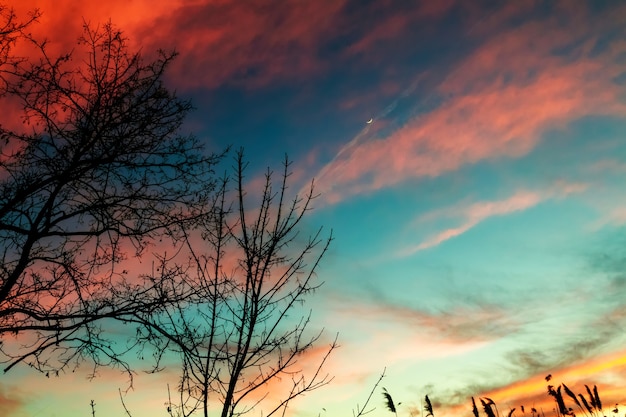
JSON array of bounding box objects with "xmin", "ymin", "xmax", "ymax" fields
[
  {"xmin": 410, "ymin": 190, "xmax": 541, "ymax": 253},
  {"xmin": 470, "ymin": 349, "xmax": 626, "ymax": 412},
  {"xmin": 138, "ymin": 0, "xmax": 351, "ymax": 89},
  {"xmin": 397, "ymin": 182, "xmax": 587, "ymax": 256},
  {"xmin": 311, "ymin": 4, "xmax": 626, "ymax": 206},
  {"xmin": 10, "ymin": 1, "xmax": 495, "ymax": 93},
  {"xmin": 345, "ymin": 0, "xmax": 456, "ymax": 57},
  {"xmin": 340, "ymin": 299, "xmax": 520, "ymax": 346},
  {"xmin": 13, "ymin": 0, "xmax": 348, "ymax": 89},
  {"xmin": 11, "ymin": 0, "xmax": 179, "ymax": 51}
]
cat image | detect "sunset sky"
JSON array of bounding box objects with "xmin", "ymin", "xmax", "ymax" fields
[{"xmin": 4, "ymin": 1, "xmax": 626, "ymax": 417}]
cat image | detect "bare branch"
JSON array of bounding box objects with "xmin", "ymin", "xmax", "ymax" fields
[
  {"xmin": 0, "ymin": 20, "xmax": 221, "ymax": 376},
  {"xmin": 353, "ymin": 369, "xmax": 387, "ymax": 417},
  {"xmin": 136, "ymin": 150, "xmax": 334, "ymax": 417}
]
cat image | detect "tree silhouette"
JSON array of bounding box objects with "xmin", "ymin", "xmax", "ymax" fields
[
  {"xmin": 131, "ymin": 149, "xmax": 335, "ymax": 417},
  {"xmin": 0, "ymin": 12, "xmax": 334, "ymax": 416},
  {"xmin": 0, "ymin": 20, "xmax": 220, "ymax": 376},
  {"xmin": 0, "ymin": 4, "xmax": 39, "ymax": 93}
]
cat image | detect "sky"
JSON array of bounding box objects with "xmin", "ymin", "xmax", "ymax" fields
[{"xmin": 3, "ymin": 1, "xmax": 626, "ymax": 416}]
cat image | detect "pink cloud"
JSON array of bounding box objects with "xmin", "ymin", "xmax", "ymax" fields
[
  {"xmin": 406, "ymin": 191, "xmax": 542, "ymax": 254},
  {"xmin": 3, "ymin": 0, "xmax": 544, "ymax": 98},
  {"xmin": 400, "ymin": 183, "xmax": 586, "ymax": 255},
  {"xmin": 312, "ymin": 6, "xmax": 626, "ymax": 206},
  {"xmin": 404, "ymin": 223, "xmax": 475, "ymax": 254},
  {"xmin": 588, "ymin": 204, "xmax": 626, "ymax": 231}
]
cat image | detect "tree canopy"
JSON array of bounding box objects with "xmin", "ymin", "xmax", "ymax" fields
[
  {"xmin": 0, "ymin": 10, "xmax": 334, "ymax": 417},
  {"xmin": 0, "ymin": 19, "xmax": 219, "ymax": 375}
]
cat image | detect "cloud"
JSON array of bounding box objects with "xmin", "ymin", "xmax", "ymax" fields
[
  {"xmin": 0, "ymin": 386, "xmax": 22, "ymax": 417},
  {"xmin": 423, "ymin": 347, "xmax": 626, "ymax": 415},
  {"xmin": 587, "ymin": 159, "xmax": 626, "ymax": 174},
  {"xmin": 11, "ymin": 1, "xmax": 347, "ymax": 89},
  {"xmin": 135, "ymin": 0, "xmax": 350, "ymax": 89},
  {"xmin": 10, "ymin": 0, "xmax": 179, "ymax": 53},
  {"xmin": 410, "ymin": 190, "xmax": 541, "ymax": 252},
  {"xmin": 311, "ymin": 4, "xmax": 626, "ymax": 206},
  {"xmin": 137, "ymin": 0, "xmax": 467, "ymax": 91},
  {"xmin": 397, "ymin": 182, "xmax": 587, "ymax": 255},
  {"xmin": 340, "ymin": 298, "xmax": 519, "ymax": 346},
  {"xmin": 434, "ymin": 262, "xmax": 626, "ymax": 412},
  {"xmin": 8, "ymin": 1, "xmax": 496, "ymax": 93},
  {"xmin": 505, "ymin": 311, "xmax": 626, "ymax": 379},
  {"xmin": 471, "ymin": 350, "xmax": 626, "ymax": 412},
  {"xmin": 345, "ymin": 0, "xmax": 456, "ymax": 57},
  {"xmin": 593, "ymin": 207, "xmax": 626, "ymax": 229}
]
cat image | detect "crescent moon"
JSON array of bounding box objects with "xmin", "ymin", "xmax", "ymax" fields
[{"xmin": 366, "ymin": 118, "xmax": 373, "ymax": 124}]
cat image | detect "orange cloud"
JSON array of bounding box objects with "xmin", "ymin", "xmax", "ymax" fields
[
  {"xmin": 313, "ymin": 6, "xmax": 626, "ymax": 205},
  {"xmin": 471, "ymin": 349, "xmax": 626, "ymax": 414},
  {"xmin": 417, "ymin": 348, "xmax": 626, "ymax": 417},
  {"xmin": 0, "ymin": 386, "xmax": 22, "ymax": 417},
  {"xmin": 0, "ymin": 2, "xmax": 186, "ymax": 149},
  {"xmin": 11, "ymin": 0, "xmax": 178, "ymax": 51}
]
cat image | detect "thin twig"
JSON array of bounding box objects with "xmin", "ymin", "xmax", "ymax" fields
[
  {"xmin": 353, "ymin": 368, "xmax": 387, "ymax": 417},
  {"xmin": 119, "ymin": 388, "xmax": 133, "ymax": 417}
]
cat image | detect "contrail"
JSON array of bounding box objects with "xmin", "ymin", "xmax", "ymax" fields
[{"xmin": 313, "ymin": 74, "xmax": 425, "ymax": 187}]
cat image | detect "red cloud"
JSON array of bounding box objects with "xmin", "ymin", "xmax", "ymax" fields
[
  {"xmin": 135, "ymin": 0, "xmax": 349, "ymax": 89},
  {"xmin": 10, "ymin": 1, "xmax": 347, "ymax": 89},
  {"xmin": 8, "ymin": 1, "xmax": 470, "ymax": 92},
  {"xmin": 9, "ymin": 1, "xmax": 177, "ymax": 54}
]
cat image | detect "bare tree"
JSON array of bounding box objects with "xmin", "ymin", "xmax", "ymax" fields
[
  {"xmin": 132, "ymin": 149, "xmax": 335, "ymax": 417},
  {"xmin": 0, "ymin": 21, "xmax": 220, "ymax": 376},
  {"xmin": 0, "ymin": 4, "xmax": 39, "ymax": 93}
]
